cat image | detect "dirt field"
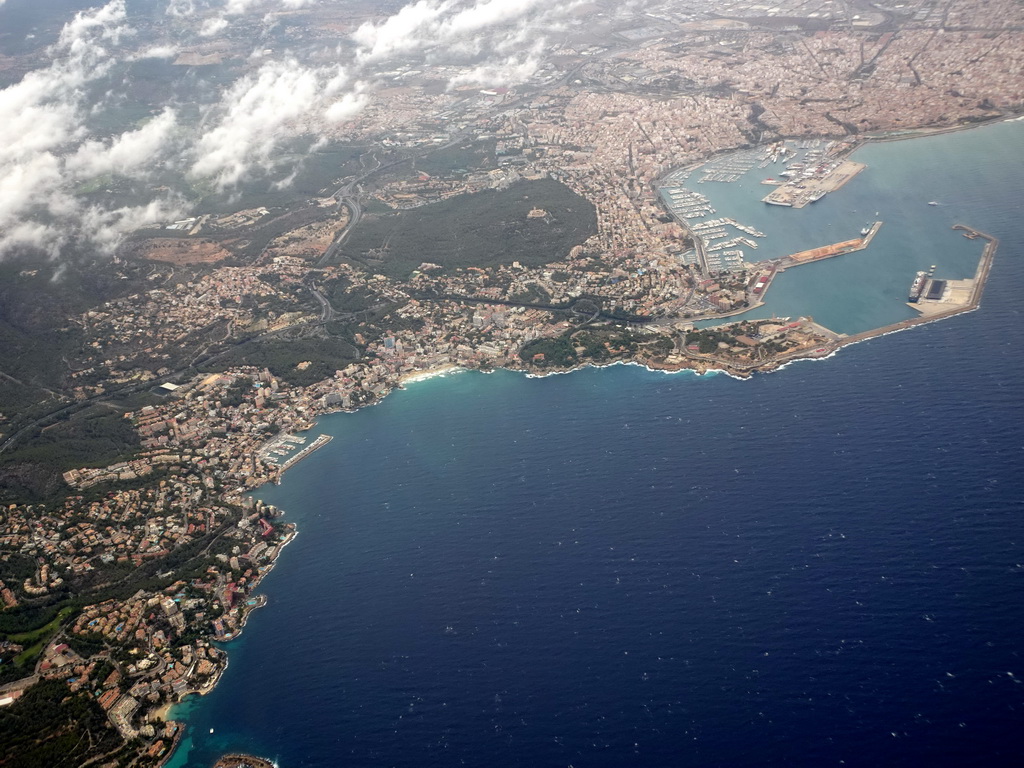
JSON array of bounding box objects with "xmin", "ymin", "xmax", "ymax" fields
[
  {"xmin": 262, "ymin": 210, "xmax": 351, "ymax": 260},
  {"xmin": 130, "ymin": 238, "xmax": 232, "ymax": 264}
]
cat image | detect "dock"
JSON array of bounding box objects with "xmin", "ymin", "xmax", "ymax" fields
[
  {"xmin": 904, "ymin": 225, "xmax": 997, "ymax": 317},
  {"xmin": 762, "ymin": 159, "xmax": 866, "ymax": 208},
  {"xmin": 275, "ymin": 433, "xmax": 333, "ymax": 478},
  {"xmin": 777, "ymin": 221, "xmax": 882, "ymax": 271}
]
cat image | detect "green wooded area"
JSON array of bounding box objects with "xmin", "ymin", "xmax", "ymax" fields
[
  {"xmin": 0, "ymin": 679, "xmax": 126, "ymax": 767},
  {"xmin": 340, "ymin": 178, "xmax": 596, "ymax": 279}
]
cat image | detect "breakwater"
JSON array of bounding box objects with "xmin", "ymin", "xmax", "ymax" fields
[
  {"xmin": 777, "ymin": 220, "xmax": 883, "ymax": 270},
  {"xmin": 275, "ymin": 434, "xmax": 333, "ymax": 479}
]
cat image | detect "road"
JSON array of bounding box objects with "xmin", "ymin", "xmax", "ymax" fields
[
  {"xmin": 305, "ymin": 280, "xmax": 335, "ymax": 322},
  {"xmin": 316, "ymin": 192, "xmax": 362, "ymax": 267}
]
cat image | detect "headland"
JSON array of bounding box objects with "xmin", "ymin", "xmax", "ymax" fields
[{"xmin": 214, "ymin": 754, "xmax": 276, "ymax": 768}]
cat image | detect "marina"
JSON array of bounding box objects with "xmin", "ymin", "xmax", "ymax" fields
[
  {"xmin": 658, "ymin": 171, "xmax": 771, "ymax": 276},
  {"xmin": 258, "ymin": 432, "xmax": 335, "ymax": 479},
  {"xmin": 274, "ymin": 434, "xmax": 333, "ymax": 477}
]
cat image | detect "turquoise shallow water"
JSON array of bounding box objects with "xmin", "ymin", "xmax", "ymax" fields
[
  {"xmin": 166, "ymin": 119, "xmax": 1024, "ymax": 768},
  {"xmin": 675, "ymin": 122, "xmax": 1024, "ymax": 333}
]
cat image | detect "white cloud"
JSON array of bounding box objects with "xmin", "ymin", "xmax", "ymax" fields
[
  {"xmin": 3, "ymin": 0, "xmax": 593, "ymax": 255},
  {"xmin": 325, "ymin": 89, "xmax": 368, "ymax": 123},
  {"xmin": 0, "ymin": 1, "xmax": 186, "ymax": 257},
  {"xmin": 224, "ymin": 0, "xmax": 258, "ymax": 13},
  {"xmin": 186, "ymin": 0, "xmax": 585, "ymax": 190},
  {"xmin": 165, "ymin": 0, "xmax": 197, "ymax": 18},
  {"xmin": 67, "ymin": 108, "xmax": 179, "ymax": 178},
  {"xmin": 199, "ymin": 16, "xmax": 229, "ymax": 36},
  {"xmin": 166, "ymin": 0, "xmax": 312, "ymax": 26},
  {"xmin": 353, "ymin": 0, "xmax": 455, "ymax": 61},
  {"xmin": 226, "ymin": 0, "xmax": 311, "ymax": 14},
  {"xmin": 135, "ymin": 44, "xmax": 179, "ymax": 59},
  {"xmin": 440, "ymin": 0, "xmax": 546, "ymax": 38},
  {"xmin": 80, "ymin": 198, "xmax": 186, "ymax": 251},
  {"xmin": 58, "ymin": 0, "xmax": 132, "ymax": 49},
  {"xmin": 190, "ymin": 59, "xmax": 322, "ymax": 188},
  {"xmin": 352, "ymin": 0, "xmax": 555, "ymax": 63},
  {"xmin": 447, "ymin": 40, "xmax": 547, "ymax": 89}
]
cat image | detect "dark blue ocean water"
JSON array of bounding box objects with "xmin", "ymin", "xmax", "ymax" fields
[{"xmin": 167, "ymin": 121, "xmax": 1024, "ymax": 768}]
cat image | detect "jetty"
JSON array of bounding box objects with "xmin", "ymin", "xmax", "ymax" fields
[
  {"xmin": 275, "ymin": 433, "xmax": 333, "ymax": 478},
  {"xmin": 777, "ymin": 221, "xmax": 882, "ymax": 270}
]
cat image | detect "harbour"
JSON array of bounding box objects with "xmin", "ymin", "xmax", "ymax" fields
[
  {"xmin": 258, "ymin": 432, "xmax": 335, "ymax": 481},
  {"xmin": 811, "ymin": 224, "xmax": 999, "ymax": 352},
  {"xmin": 900, "ymin": 225, "xmax": 997, "ymax": 319},
  {"xmin": 662, "ymin": 222, "xmax": 996, "ymax": 378}
]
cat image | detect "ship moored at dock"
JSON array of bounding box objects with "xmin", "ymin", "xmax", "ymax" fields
[{"xmin": 908, "ymin": 271, "xmax": 928, "ymax": 302}]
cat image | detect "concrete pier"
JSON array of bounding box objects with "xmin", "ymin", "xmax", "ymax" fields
[
  {"xmin": 762, "ymin": 159, "xmax": 866, "ymax": 208},
  {"xmin": 275, "ymin": 433, "xmax": 333, "ymax": 478},
  {"xmin": 777, "ymin": 221, "xmax": 883, "ymax": 271}
]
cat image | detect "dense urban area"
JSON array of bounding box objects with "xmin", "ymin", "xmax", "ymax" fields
[{"xmin": 0, "ymin": 0, "xmax": 1020, "ymax": 764}]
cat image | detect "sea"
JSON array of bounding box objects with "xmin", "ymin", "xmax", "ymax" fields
[{"xmin": 166, "ymin": 119, "xmax": 1024, "ymax": 768}]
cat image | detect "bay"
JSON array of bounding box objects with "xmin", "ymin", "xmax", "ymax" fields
[{"xmin": 167, "ymin": 119, "xmax": 1024, "ymax": 768}]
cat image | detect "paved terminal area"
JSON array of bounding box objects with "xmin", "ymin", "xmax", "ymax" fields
[
  {"xmin": 763, "ymin": 159, "xmax": 866, "ymax": 208},
  {"xmin": 910, "ymin": 277, "xmax": 976, "ymax": 315}
]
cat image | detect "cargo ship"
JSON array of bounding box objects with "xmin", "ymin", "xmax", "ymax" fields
[{"xmin": 908, "ymin": 271, "xmax": 927, "ymax": 302}]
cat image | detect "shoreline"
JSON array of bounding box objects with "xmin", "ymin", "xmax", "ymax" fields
[
  {"xmin": 398, "ymin": 364, "xmax": 466, "ymax": 387},
  {"xmin": 159, "ymin": 126, "xmax": 1004, "ymax": 767},
  {"xmin": 152, "ymin": 528, "xmax": 300, "ymax": 766}
]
